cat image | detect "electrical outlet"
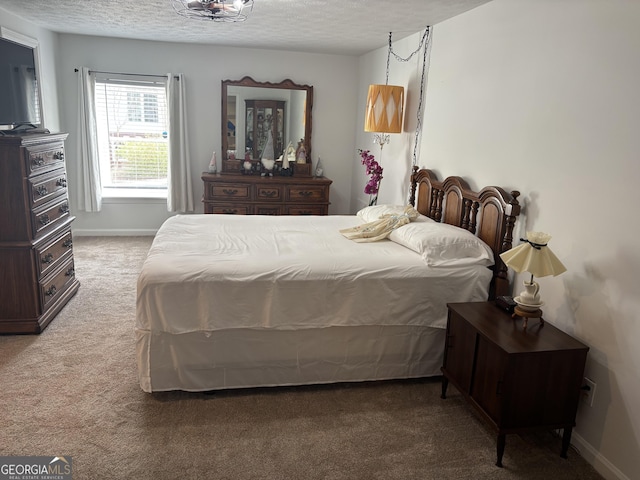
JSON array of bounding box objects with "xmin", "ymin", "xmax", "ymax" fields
[{"xmin": 582, "ymin": 377, "xmax": 596, "ymax": 407}]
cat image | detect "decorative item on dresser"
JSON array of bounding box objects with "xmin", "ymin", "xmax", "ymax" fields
[
  {"xmin": 0, "ymin": 133, "xmax": 80, "ymax": 334},
  {"xmin": 441, "ymin": 302, "xmax": 589, "ymax": 468},
  {"xmin": 201, "ymin": 172, "xmax": 332, "ymax": 215}
]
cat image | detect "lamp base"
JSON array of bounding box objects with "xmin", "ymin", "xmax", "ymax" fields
[{"xmin": 512, "ymin": 306, "xmax": 544, "ymax": 329}]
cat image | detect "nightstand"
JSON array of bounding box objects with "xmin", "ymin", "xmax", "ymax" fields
[{"xmin": 441, "ymin": 302, "xmax": 589, "ymax": 467}]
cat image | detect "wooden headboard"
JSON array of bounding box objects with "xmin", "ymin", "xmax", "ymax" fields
[{"xmin": 409, "ymin": 166, "xmax": 521, "ymax": 299}]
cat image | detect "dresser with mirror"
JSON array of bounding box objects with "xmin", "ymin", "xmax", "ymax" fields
[{"xmin": 202, "ymin": 76, "xmax": 331, "ymax": 215}]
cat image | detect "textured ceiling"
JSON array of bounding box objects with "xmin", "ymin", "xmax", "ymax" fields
[{"xmin": 0, "ymin": 0, "xmax": 491, "ymax": 55}]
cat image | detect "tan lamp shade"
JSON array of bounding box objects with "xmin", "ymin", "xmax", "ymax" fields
[
  {"xmin": 500, "ymin": 232, "xmax": 567, "ymax": 277},
  {"xmin": 364, "ymin": 84, "xmax": 404, "ymax": 133}
]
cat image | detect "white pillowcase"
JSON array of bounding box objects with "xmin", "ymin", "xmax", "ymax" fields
[
  {"xmin": 357, "ymin": 204, "xmax": 433, "ymax": 223},
  {"xmin": 389, "ymin": 221, "xmax": 495, "ymax": 267}
]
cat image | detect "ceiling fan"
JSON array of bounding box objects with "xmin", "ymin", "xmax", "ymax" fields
[{"xmin": 170, "ymin": 0, "xmax": 254, "ymax": 22}]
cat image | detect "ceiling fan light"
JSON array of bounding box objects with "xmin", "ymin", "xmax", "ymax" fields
[{"xmin": 170, "ymin": 0, "xmax": 254, "ymax": 22}]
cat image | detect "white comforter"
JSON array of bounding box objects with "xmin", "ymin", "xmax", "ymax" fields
[{"xmin": 136, "ymin": 214, "xmax": 492, "ymax": 334}]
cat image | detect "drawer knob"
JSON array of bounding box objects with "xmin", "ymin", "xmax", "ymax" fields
[
  {"xmin": 35, "ymin": 185, "xmax": 48, "ymax": 196},
  {"xmin": 41, "ymin": 253, "xmax": 54, "ymax": 264},
  {"xmin": 45, "ymin": 285, "xmax": 57, "ymax": 297},
  {"xmin": 39, "ymin": 214, "xmax": 51, "ymax": 226},
  {"xmin": 222, "ymin": 188, "xmax": 238, "ymax": 196},
  {"xmin": 56, "ymin": 178, "xmax": 67, "ymax": 187},
  {"xmin": 32, "ymin": 156, "xmax": 45, "ymax": 167},
  {"xmin": 298, "ymin": 191, "xmax": 313, "ymax": 197},
  {"xmin": 263, "ymin": 190, "xmax": 277, "ymax": 198},
  {"xmin": 59, "ymin": 204, "xmax": 70, "ymax": 214},
  {"xmin": 63, "ymin": 239, "xmax": 73, "ymax": 248},
  {"xmin": 54, "ymin": 151, "xmax": 65, "ymax": 160},
  {"xmin": 65, "ymin": 267, "xmax": 75, "ymax": 277}
]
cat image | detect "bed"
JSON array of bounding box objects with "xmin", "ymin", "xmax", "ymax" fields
[{"xmin": 136, "ymin": 167, "xmax": 521, "ymax": 392}]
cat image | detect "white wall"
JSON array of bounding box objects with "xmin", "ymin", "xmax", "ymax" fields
[
  {"xmin": 358, "ymin": 1, "xmax": 639, "ymax": 478},
  {"xmin": 53, "ymin": 35, "xmax": 358, "ymax": 233}
]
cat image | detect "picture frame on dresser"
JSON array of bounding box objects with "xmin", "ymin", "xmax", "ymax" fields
[{"xmin": 0, "ymin": 133, "xmax": 80, "ymax": 334}]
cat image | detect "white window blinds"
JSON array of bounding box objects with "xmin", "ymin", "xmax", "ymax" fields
[{"xmin": 94, "ymin": 76, "xmax": 168, "ymax": 190}]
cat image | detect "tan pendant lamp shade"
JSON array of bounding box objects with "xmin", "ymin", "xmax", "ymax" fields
[{"xmin": 364, "ymin": 84, "xmax": 404, "ymax": 133}]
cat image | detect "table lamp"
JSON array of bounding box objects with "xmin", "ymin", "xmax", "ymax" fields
[{"xmin": 499, "ymin": 232, "xmax": 566, "ymax": 326}]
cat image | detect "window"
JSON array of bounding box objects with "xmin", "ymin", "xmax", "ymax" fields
[{"xmin": 95, "ymin": 76, "xmax": 168, "ymax": 197}]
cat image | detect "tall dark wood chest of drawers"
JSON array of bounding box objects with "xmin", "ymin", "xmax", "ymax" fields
[
  {"xmin": 201, "ymin": 173, "xmax": 332, "ymax": 215},
  {"xmin": 0, "ymin": 133, "xmax": 80, "ymax": 334}
]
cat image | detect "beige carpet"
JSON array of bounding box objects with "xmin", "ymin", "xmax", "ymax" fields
[{"xmin": 0, "ymin": 236, "xmax": 603, "ymax": 480}]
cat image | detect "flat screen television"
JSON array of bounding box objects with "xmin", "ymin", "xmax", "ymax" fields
[{"xmin": 0, "ymin": 37, "xmax": 42, "ymax": 130}]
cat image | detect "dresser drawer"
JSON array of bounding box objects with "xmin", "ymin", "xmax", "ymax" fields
[
  {"xmin": 206, "ymin": 183, "xmax": 251, "ymax": 201},
  {"xmin": 40, "ymin": 257, "xmax": 76, "ymax": 311},
  {"xmin": 286, "ymin": 185, "xmax": 328, "ymax": 203},
  {"xmin": 36, "ymin": 229, "xmax": 74, "ymax": 278},
  {"xmin": 255, "ymin": 184, "xmax": 283, "ymax": 202},
  {"xmin": 31, "ymin": 196, "xmax": 71, "ymax": 238},
  {"xmin": 25, "ymin": 142, "xmax": 66, "ymax": 176},
  {"xmin": 285, "ymin": 205, "xmax": 328, "ymax": 216},
  {"xmin": 206, "ymin": 204, "xmax": 251, "ymax": 215},
  {"xmin": 255, "ymin": 205, "xmax": 282, "ymax": 215},
  {"xmin": 28, "ymin": 168, "xmax": 68, "ymax": 209}
]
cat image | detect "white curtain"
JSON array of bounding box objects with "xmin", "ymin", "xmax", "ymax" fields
[
  {"xmin": 76, "ymin": 67, "xmax": 102, "ymax": 212},
  {"xmin": 166, "ymin": 73, "xmax": 194, "ymax": 213}
]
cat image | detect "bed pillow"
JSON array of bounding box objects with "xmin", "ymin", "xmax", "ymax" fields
[
  {"xmin": 357, "ymin": 204, "xmax": 433, "ymax": 223},
  {"xmin": 389, "ymin": 221, "xmax": 495, "ymax": 267}
]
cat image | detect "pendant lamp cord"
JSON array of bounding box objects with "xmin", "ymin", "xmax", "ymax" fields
[{"xmin": 385, "ymin": 27, "xmax": 432, "ymax": 167}]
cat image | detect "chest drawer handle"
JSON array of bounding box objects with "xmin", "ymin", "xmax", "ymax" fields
[
  {"xmin": 222, "ymin": 188, "xmax": 238, "ymax": 196},
  {"xmin": 59, "ymin": 204, "xmax": 70, "ymax": 214},
  {"xmin": 39, "ymin": 214, "xmax": 51, "ymax": 226},
  {"xmin": 222, "ymin": 209, "xmax": 238, "ymax": 214},
  {"xmin": 36, "ymin": 185, "xmax": 48, "ymax": 196},
  {"xmin": 54, "ymin": 151, "xmax": 65, "ymax": 161},
  {"xmin": 56, "ymin": 178, "xmax": 67, "ymax": 187},
  {"xmin": 45, "ymin": 285, "xmax": 57, "ymax": 297},
  {"xmin": 41, "ymin": 253, "xmax": 54, "ymax": 264},
  {"xmin": 65, "ymin": 266, "xmax": 75, "ymax": 277},
  {"xmin": 32, "ymin": 156, "xmax": 45, "ymax": 167},
  {"xmin": 298, "ymin": 191, "xmax": 313, "ymax": 198},
  {"xmin": 63, "ymin": 239, "xmax": 73, "ymax": 248},
  {"xmin": 263, "ymin": 190, "xmax": 277, "ymax": 198}
]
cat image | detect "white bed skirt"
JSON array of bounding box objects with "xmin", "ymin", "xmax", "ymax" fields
[{"xmin": 137, "ymin": 324, "xmax": 445, "ymax": 393}]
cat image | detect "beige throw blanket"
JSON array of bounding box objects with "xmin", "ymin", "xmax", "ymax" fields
[{"xmin": 340, "ymin": 205, "xmax": 420, "ymax": 242}]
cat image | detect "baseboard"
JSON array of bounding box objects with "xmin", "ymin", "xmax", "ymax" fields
[
  {"xmin": 73, "ymin": 229, "xmax": 157, "ymax": 237},
  {"xmin": 571, "ymin": 432, "xmax": 631, "ymax": 480}
]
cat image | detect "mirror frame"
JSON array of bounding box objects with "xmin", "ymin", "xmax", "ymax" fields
[{"xmin": 221, "ymin": 76, "xmax": 313, "ymax": 174}]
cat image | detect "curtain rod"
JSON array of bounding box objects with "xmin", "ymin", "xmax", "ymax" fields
[{"xmin": 74, "ymin": 68, "xmax": 179, "ymax": 79}]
